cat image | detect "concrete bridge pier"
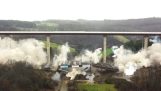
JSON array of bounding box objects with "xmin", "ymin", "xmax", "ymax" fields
[
  {"xmin": 46, "ymin": 35, "xmax": 51, "ymax": 64},
  {"xmin": 9, "ymin": 35, "xmax": 13, "ymax": 48},
  {"xmin": 144, "ymin": 35, "xmax": 149, "ymax": 49},
  {"xmin": 103, "ymin": 35, "xmax": 107, "ymax": 63}
]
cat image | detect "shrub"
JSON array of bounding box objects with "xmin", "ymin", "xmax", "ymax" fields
[
  {"xmin": 131, "ymin": 66, "xmax": 161, "ymax": 91},
  {"xmin": 0, "ymin": 61, "xmax": 57, "ymax": 91},
  {"xmin": 105, "ymin": 78, "xmax": 137, "ymax": 91}
]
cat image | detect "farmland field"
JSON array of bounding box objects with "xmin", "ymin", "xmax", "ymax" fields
[{"xmin": 77, "ymin": 83, "xmax": 117, "ymax": 91}]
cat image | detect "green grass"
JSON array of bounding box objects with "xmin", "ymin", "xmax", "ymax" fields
[
  {"xmin": 113, "ymin": 35, "xmax": 130, "ymax": 43},
  {"xmin": 43, "ymin": 41, "xmax": 76, "ymax": 52},
  {"xmin": 99, "ymin": 48, "xmax": 113, "ymax": 58},
  {"xmin": 105, "ymin": 48, "xmax": 113, "ymax": 57},
  {"xmin": 77, "ymin": 83, "xmax": 117, "ymax": 91}
]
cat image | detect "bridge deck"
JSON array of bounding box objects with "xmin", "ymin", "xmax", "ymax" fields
[{"xmin": 0, "ymin": 31, "xmax": 160, "ymax": 35}]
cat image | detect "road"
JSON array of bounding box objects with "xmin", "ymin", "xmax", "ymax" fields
[{"xmin": 60, "ymin": 80, "xmax": 68, "ymax": 91}]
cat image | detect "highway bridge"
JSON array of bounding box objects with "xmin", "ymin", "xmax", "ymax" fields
[{"xmin": 0, "ymin": 31, "xmax": 160, "ymax": 63}]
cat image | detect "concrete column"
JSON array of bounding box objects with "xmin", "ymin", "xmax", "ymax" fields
[
  {"xmin": 9, "ymin": 35, "xmax": 13, "ymax": 48},
  {"xmin": 46, "ymin": 36, "xmax": 51, "ymax": 63},
  {"xmin": 144, "ymin": 35, "xmax": 149, "ymax": 49},
  {"xmin": 103, "ymin": 35, "xmax": 107, "ymax": 63}
]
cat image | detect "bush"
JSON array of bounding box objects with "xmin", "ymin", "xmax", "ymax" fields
[
  {"xmin": 0, "ymin": 61, "xmax": 57, "ymax": 91},
  {"xmin": 131, "ymin": 66, "xmax": 161, "ymax": 91},
  {"xmin": 108, "ymin": 66, "xmax": 161, "ymax": 91},
  {"xmin": 124, "ymin": 40, "xmax": 152, "ymax": 52},
  {"xmin": 105, "ymin": 78, "xmax": 137, "ymax": 91}
]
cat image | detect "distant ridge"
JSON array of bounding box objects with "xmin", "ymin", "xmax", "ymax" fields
[
  {"xmin": 0, "ymin": 18, "xmax": 160, "ymax": 49},
  {"xmin": 0, "ymin": 17, "xmax": 161, "ymax": 32}
]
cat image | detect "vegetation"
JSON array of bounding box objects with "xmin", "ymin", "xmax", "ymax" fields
[
  {"xmin": 113, "ymin": 35, "xmax": 130, "ymax": 43},
  {"xmin": 124, "ymin": 40, "xmax": 143, "ymax": 52},
  {"xmin": 104, "ymin": 66, "xmax": 161, "ymax": 91},
  {"xmin": 1, "ymin": 18, "xmax": 160, "ymax": 50},
  {"xmin": 0, "ymin": 20, "xmax": 36, "ymax": 28},
  {"xmin": 100, "ymin": 48, "xmax": 113, "ymax": 58},
  {"xmin": 0, "ymin": 61, "xmax": 57, "ymax": 91},
  {"xmin": 77, "ymin": 83, "xmax": 117, "ymax": 91},
  {"xmin": 0, "ymin": 18, "xmax": 161, "ymax": 32},
  {"xmin": 35, "ymin": 21, "xmax": 58, "ymax": 31},
  {"xmin": 131, "ymin": 66, "xmax": 161, "ymax": 91},
  {"xmin": 105, "ymin": 48, "xmax": 113, "ymax": 57},
  {"xmin": 124, "ymin": 40, "xmax": 152, "ymax": 52},
  {"xmin": 43, "ymin": 41, "xmax": 76, "ymax": 52},
  {"xmin": 105, "ymin": 78, "xmax": 137, "ymax": 91}
]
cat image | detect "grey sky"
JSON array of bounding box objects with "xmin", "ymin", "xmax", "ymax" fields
[{"xmin": 0, "ymin": 0, "xmax": 160, "ymax": 21}]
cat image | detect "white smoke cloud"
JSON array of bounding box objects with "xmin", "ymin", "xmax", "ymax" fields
[
  {"xmin": 66, "ymin": 68, "xmax": 86, "ymax": 80},
  {"xmin": 65, "ymin": 48, "xmax": 102, "ymax": 80},
  {"xmin": 51, "ymin": 43, "xmax": 102, "ymax": 80},
  {"xmin": 86, "ymin": 74, "xmax": 95, "ymax": 84},
  {"xmin": 51, "ymin": 43, "xmax": 70, "ymax": 70},
  {"xmin": 0, "ymin": 37, "xmax": 47, "ymax": 68},
  {"xmin": 74, "ymin": 48, "xmax": 102, "ymax": 64},
  {"xmin": 149, "ymin": 36, "xmax": 161, "ymax": 43},
  {"xmin": 51, "ymin": 72, "xmax": 61, "ymax": 81},
  {"xmin": 113, "ymin": 43, "xmax": 161, "ymax": 76}
]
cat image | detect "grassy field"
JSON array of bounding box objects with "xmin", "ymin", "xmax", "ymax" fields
[
  {"xmin": 77, "ymin": 83, "xmax": 117, "ymax": 91},
  {"xmin": 43, "ymin": 41, "xmax": 76, "ymax": 52},
  {"xmin": 113, "ymin": 35, "xmax": 130, "ymax": 43},
  {"xmin": 99, "ymin": 48, "xmax": 113, "ymax": 58}
]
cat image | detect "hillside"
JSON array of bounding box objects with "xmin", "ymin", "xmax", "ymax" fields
[
  {"xmin": 0, "ymin": 18, "xmax": 159, "ymax": 49},
  {"xmin": 48, "ymin": 18, "xmax": 161, "ymax": 32},
  {"xmin": 0, "ymin": 17, "xmax": 161, "ymax": 32}
]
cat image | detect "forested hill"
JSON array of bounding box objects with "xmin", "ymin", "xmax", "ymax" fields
[
  {"xmin": 0, "ymin": 17, "xmax": 161, "ymax": 32},
  {"xmin": 0, "ymin": 18, "xmax": 160, "ymax": 50}
]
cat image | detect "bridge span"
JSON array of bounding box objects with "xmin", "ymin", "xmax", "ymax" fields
[{"xmin": 0, "ymin": 31, "xmax": 160, "ymax": 63}]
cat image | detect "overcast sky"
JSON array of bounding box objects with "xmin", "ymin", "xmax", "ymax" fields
[{"xmin": 0, "ymin": 0, "xmax": 160, "ymax": 21}]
